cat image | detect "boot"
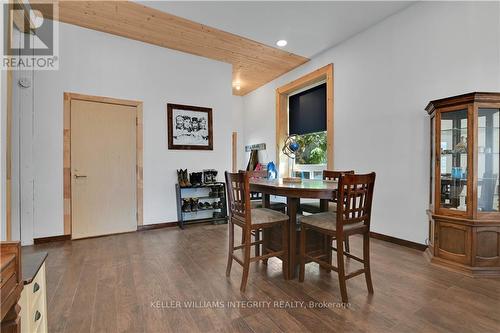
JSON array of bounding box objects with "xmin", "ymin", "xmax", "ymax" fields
[
  {"xmin": 191, "ymin": 198, "xmax": 198, "ymax": 211},
  {"xmin": 183, "ymin": 169, "xmax": 191, "ymax": 187},
  {"xmin": 177, "ymin": 169, "xmax": 186, "ymax": 187},
  {"xmin": 182, "ymin": 199, "xmax": 191, "ymax": 212}
]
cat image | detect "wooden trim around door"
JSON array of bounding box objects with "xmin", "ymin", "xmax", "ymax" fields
[
  {"xmin": 63, "ymin": 92, "xmax": 144, "ymax": 236},
  {"xmin": 276, "ymin": 64, "xmax": 334, "ymax": 176}
]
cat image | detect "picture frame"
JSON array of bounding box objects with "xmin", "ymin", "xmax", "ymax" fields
[{"xmin": 167, "ymin": 103, "xmax": 213, "ymax": 150}]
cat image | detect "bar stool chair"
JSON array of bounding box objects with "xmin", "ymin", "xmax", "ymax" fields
[
  {"xmin": 244, "ymin": 169, "xmax": 287, "ymax": 257},
  {"xmin": 300, "ymin": 170, "xmax": 354, "ymax": 252},
  {"xmin": 299, "ymin": 173, "xmax": 376, "ymax": 303},
  {"xmin": 225, "ymin": 171, "xmax": 289, "ymax": 292}
]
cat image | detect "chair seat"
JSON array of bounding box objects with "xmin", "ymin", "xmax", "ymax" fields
[
  {"xmin": 251, "ymin": 201, "xmax": 287, "ymax": 211},
  {"xmin": 300, "ymin": 212, "xmax": 366, "ymax": 234},
  {"xmin": 300, "ymin": 201, "xmax": 336, "ymax": 214},
  {"xmin": 251, "ymin": 208, "xmax": 288, "ymax": 225}
]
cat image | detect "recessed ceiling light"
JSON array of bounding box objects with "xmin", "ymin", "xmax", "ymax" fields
[
  {"xmin": 235, "ymin": 85, "xmax": 241, "ymax": 91},
  {"xmin": 276, "ymin": 40, "xmax": 287, "ymax": 47}
]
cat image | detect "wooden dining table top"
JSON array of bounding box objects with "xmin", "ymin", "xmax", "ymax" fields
[{"xmin": 249, "ymin": 178, "xmax": 338, "ymax": 199}]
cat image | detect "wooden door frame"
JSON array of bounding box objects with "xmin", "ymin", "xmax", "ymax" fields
[
  {"xmin": 63, "ymin": 92, "xmax": 143, "ymax": 236},
  {"xmin": 275, "ymin": 64, "xmax": 334, "ymax": 177}
]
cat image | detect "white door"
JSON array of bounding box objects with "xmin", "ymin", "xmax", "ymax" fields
[{"xmin": 71, "ymin": 99, "xmax": 137, "ymax": 239}]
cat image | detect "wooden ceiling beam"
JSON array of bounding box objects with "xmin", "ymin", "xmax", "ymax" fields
[{"xmin": 34, "ymin": 0, "xmax": 309, "ymax": 95}]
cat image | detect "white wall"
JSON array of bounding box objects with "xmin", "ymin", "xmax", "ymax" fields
[
  {"xmin": 27, "ymin": 22, "xmax": 237, "ymax": 241},
  {"xmin": 10, "ymin": 28, "xmax": 35, "ymax": 244},
  {"xmin": 242, "ymin": 1, "xmax": 500, "ymax": 244}
]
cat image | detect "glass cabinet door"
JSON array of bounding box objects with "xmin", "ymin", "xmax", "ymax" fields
[
  {"xmin": 440, "ymin": 109, "xmax": 468, "ymax": 211},
  {"xmin": 477, "ymin": 108, "xmax": 499, "ymax": 213}
]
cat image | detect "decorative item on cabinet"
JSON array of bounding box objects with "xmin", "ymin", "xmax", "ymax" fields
[{"xmin": 425, "ymin": 92, "xmax": 500, "ymax": 277}]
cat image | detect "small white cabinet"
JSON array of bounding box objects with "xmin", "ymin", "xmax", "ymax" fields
[{"xmin": 19, "ymin": 257, "xmax": 48, "ymax": 333}]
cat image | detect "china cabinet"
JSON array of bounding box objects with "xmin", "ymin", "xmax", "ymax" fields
[{"xmin": 426, "ymin": 92, "xmax": 500, "ymax": 277}]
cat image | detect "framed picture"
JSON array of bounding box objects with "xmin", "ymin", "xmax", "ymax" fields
[{"xmin": 167, "ymin": 103, "xmax": 213, "ymax": 150}]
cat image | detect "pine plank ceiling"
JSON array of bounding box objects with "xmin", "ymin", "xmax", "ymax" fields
[{"xmin": 35, "ymin": 0, "xmax": 309, "ymax": 95}]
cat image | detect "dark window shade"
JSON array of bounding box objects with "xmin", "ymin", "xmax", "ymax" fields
[{"xmin": 289, "ymin": 83, "xmax": 326, "ymax": 135}]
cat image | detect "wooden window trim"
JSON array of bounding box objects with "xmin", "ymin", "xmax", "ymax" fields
[
  {"xmin": 63, "ymin": 92, "xmax": 144, "ymax": 236},
  {"xmin": 275, "ymin": 64, "xmax": 334, "ymax": 176}
]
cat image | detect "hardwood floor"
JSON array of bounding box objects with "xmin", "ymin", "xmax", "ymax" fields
[{"xmin": 23, "ymin": 225, "xmax": 500, "ymax": 333}]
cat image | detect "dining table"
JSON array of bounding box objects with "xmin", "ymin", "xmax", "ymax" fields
[{"xmin": 249, "ymin": 178, "xmax": 338, "ymax": 279}]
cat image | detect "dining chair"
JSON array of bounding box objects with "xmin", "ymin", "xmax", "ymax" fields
[
  {"xmin": 300, "ymin": 170, "xmax": 354, "ymax": 252},
  {"xmin": 299, "ymin": 172, "xmax": 376, "ymax": 303},
  {"xmin": 225, "ymin": 171, "xmax": 289, "ymax": 292},
  {"xmin": 244, "ymin": 169, "xmax": 287, "ymax": 257}
]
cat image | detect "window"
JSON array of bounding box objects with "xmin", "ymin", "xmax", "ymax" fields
[
  {"xmin": 276, "ymin": 64, "xmax": 333, "ymax": 178},
  {"xmin": 288, "ymin": 83, "xmax": 327, "ymax": 179}
]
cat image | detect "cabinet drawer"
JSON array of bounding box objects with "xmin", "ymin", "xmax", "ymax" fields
[
  {"xmin": 30, "ymin": 297, "xmax": 47, "ymax": 332},
  {"xmin": 19, "ymin": 288, "xmax": 46, "ymax": 333},
  {"xmin": 29, "ymin": 264, "xmax": 46, "ymax": 312},
  {"xmin": 436, "ymin": 221, "xmax": 471, "ymax": 265},
  {"xmin": 0, "ymin": 257, "xmax": 16, "ymax": 289},
  {"xmin": 19, "ymin": 262, "xmax": 48, "ymax": 333},
  {"xmin": 473, "ymin": 227, "xmax": 500, "ymax": 267}
]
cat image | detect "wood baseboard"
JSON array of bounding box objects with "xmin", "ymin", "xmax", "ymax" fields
[
  {"xmin": 32, "ymin": 226, "xmax": 425, "ymax": 253},
  {"xmin": 369, "ymin": 232, "xmax": 427, "ymax": 252},
  {"xmin": 33, "ymin": 235, "xmax": 71, "ymax": 244},
  {"xmin": 33, "ymin": 222, "xmax": 178, "ymax": 244},
  {"xmin": 137, "ymin": 221, "xmax": 178, "ymax": 231}
]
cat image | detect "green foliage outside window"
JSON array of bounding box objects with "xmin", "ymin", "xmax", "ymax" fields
[{"xmin": 294, "ymin": 131, "xmax": 327, "ymax": 165}]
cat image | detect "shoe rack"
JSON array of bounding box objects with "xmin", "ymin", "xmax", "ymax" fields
[{"xmin": 175, "ymin": 182, "xmax": 228, "ymax": 229}]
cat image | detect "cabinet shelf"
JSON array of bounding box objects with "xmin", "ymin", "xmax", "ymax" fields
[
  {"xmin": 440, "ymin": 152, "xmax": 467, "ymax": 156},
  {"xmin": 182, "ymin": 195, "xmax": 224, "ymax": 200},
  {"xmin": 182, "ymin": 208, "xmax": 222, "ymax": 213},
  {"xmin": 179, "ymin": 183, "xmax": 224, "ymax": 189},
  {"xmin": 441, "ymin": 127, "xmax": 499, "ymax": 131}
]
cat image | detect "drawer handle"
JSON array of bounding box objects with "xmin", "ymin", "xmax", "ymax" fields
[
  {"xmin": 34, "ymin": 311, "xmax": 42, "ymax": 322},
  {"xmin": 33, "ymin": 282, "xmax": 40, "ymax": 293}
]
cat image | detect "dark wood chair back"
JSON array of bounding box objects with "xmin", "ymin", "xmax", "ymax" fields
[
  {"xmin": 323, "ymin": 170, "xmax": 354, "ymax": 181},
  {"xmin": 241, "ymin": 169, "xmax": 268, "ymax": 200},
  {"xmin": 225, "ymin": 171, "xmax": 251, "ymax": 225},
  {"xmin": 337, "ymin": 173, "xmax": 376, "ymax": 228},
  {"xmin": 323, "ymin": 170, "xmax": 354, "ymax": 202}
]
